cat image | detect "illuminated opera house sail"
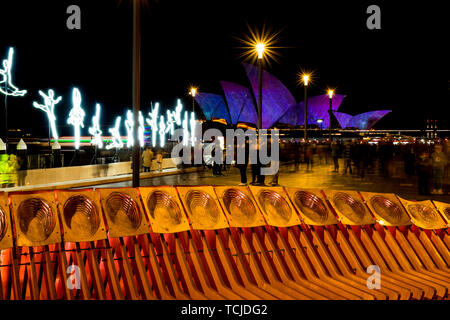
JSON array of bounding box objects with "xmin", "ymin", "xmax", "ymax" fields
[{"xmin": 194, "ymin": 63, "xmax": 391, "ymax": 130}]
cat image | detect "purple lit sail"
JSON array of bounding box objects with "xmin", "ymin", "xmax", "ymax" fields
[
  {"xmin": 333, "ymin": 111, "xmax": 353, "ymax": 129},
  {"xmin": 242, "ymin": 63, "xmax": 296, "ymax": 129},
  {"xmin": 277, "ymin": 94, "xmax": 346, "ymax": 128},
  {"xmin": 346, "ymin": 110, "xmax": 391, "ymax": 129},
  {"xmin": 220, "ymin": 81, "xmax": 258, "ymax": 126},
  {"xmin": 195, "ymin": 92, "xmax": 231, "ymax": 124}
]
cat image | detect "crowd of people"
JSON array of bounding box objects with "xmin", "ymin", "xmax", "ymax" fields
[
  {"xmin": 2, "ymin": 137, "xmax": 449, "ymax": 197},
  {"xmin": 282, "ymin": 139, "xmax": 450, "ymax": 195}
]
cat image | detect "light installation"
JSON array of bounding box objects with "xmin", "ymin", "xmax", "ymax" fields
[
  {"xmin": 125, "ymin": 110, "xmax": 145, "ymax": 148},
  {"xmin": 125, "ymin": 110, "xmax": 134, "ymax": 148},
  {"xmin": 138, "ymin": 111, "xmax": 145, "ymax": 148},
  {"xmin": 145, "ymin": 99, "xmax": 192, "ymax": 148},
  {"xmin": 146, "ymin": 103, "xmax": 159, "ymax": 147},
  {"xmin": 159, "ymin": 115, "xmax": 166, "ymax": 147},
  {"xmin": 182, "ymin": 111, "xmax": 189, "ymax": 146},
  {"xmin": 106, "ymin": 117, "xmax": 123, "ymax": 150},
  {"xmin": 190, "ymin": 111, "xmax": 196, "ymax": 147},
  {"xmin": 88, "ymin": 103, "xmax": 103, "ymax": 148},
  {"xmin": 0, "ymin": 47, "xmax": 27, "ymax": 97},
  {"xmin": 67, "ymin": 88, "xmax": 85, "ymax": 150},
  {"xmin": 32, "ymin": 89, "xmax": 62, "ymax": 140}
]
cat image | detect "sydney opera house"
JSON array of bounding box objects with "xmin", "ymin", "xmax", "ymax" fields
[{"xmin": 195, "ymin": 63, "xmax": 391, "ymax": 131}]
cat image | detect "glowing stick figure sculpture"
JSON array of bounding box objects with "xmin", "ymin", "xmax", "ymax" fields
[
  {"xmin": 32, "ymin": 89, "xmax": 62, "ymax": 140},
  {"xmin": 106, "ymin": 116, "xmax": 123, "ymax": 150},
  {"xmin": 0, "ymin": 47, "xmax": 27, "ymax": 97},
  {"xmin": 145, "ymin": 103, "xmax": 159, "ymax": 147},
  {"xmin": 190, "ymin": 112, "xmax": 197, "ymax": 147},
  {"xmin": 67, "ymin": 88, "xmax": 85, "ymax": 150},
  {"xmin": 138, "ymin": 111, "xmax": 145, "ymax": 147},
  {"xmin": 125, "ymin": 110, "xmax": 134, "ymax": 148},
  {"xmin": 88, "ymin": 103, "xmax": 103, "ymax": 148},
  {"xmin": 182, "ymin": 111, "xmax": 189, "ymax": 146},
  {"xmin": 125, "ymin": 110, "xmax": 145, "ymax": 148},
  {"xmin": 159, "ymin": 115, "xmax": 166, "ymax": 147}
]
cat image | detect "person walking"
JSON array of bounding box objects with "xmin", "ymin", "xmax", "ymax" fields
[
  {"xmin": 416, "ymin": 150, "xmax": 431, "ymax": 195},
  {"xmin": 155, "ymin": 148, "xmax": 163, "ymax": 172},
  {"xmin": 237, "ymin": 140, "xmax": 249, "ymax": 185},
  {"xmin": 331, "ymin": 141, "xmax": 340, "ymax": 172},
  {"xmin": 343, "ymin": 140, "xmax": 353, "ymax": 174},
  {"xmin": 304, "ymin": 143, "xmax": 313, "ymax": 171},
  {"xmin": 17, "ymin": 154, "xmax": 27, "ymax": 186},
  {"xmin": 141, "ymin": 146, "xmax": 154, "ymax": 172},
  {"xmin": 430, "ymin": 144, "xmax": 447, "ymax": 194}
]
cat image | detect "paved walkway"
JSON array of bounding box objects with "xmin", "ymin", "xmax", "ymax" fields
[{"xmin": 90, "ymin": 159, "xmax": 450, "ymax": 203}]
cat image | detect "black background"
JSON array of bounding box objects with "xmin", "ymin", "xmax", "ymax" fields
[{"xmin": 0, "ymin": 0, "xmax": 448, "ymax": 137}]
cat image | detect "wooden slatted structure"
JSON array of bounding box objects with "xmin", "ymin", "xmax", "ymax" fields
[{"xmin": 0, "ymin": 186, "xmax": 448, "ymax": 300}]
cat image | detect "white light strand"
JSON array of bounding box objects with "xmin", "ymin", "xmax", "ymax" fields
[
  {"xmin": 67, "ymin": 87, "xmax": 85, "ymax": 150},
  {"xmin": 182, "ymin": 111, "xmax": 189, "ymax": 146},
  {"xmin": 0, "ymin": 47, "xmax": 27, "ymax": 97},
  {"xmin": 138, "ymin": 111, "xmax": 145, "ymax": 147},
  {"xmin": 125, "ymin": 110, "xmax": 145, "ymax": 148},
  {"xmin": 125, "ymin": 110, "xmax": 134, "ymax": 148},
  {"xmin": 32, "ymin": 89, "xmax": 62, "ymax": 140},
  {"xmin": 145, "ymin": 103, "xmax": 159, "ymax": 147},
  {"xmin": 190, "ymin": 112, "xmax": 197, "ymax": 147},
  {"xmin": 159, "ymin": 115, "xmax": 166, "ymax": 147},
  {"xmin": 88, "ymin": 103, "xmax": 103, "ymax": 148},
  {"xmin": 106, "ymin": 116, "xmax": 123, "ymax": 150}
]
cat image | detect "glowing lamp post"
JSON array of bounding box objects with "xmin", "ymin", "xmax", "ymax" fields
[
  {"xmin": 302, "ymin": 74, "xmax": 310, "ymax": 140},
  {"xmin": 328, "ymin": 89, "xmax": 334, "ymax": 143},
  {"xmin": 317, "ymin": 118, "xmax": 323, "ymax": 131},
  {"xmin": 189, "ymin": 87, "xmax": 197, "ymax": 113},
  {"xmin": 256, "ymin": 42, "xmax": 265, "ymax": 131}
]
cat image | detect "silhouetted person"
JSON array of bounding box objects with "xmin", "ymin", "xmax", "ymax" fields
[
  {"xmin": 416, "ymin": 150, "xmax": 431, "ymax": 195},
  {"xmin": 331, "ymin": 141, "xmax": 340, "ymax": 172},
  {"xmin": 343, "ymin": 141, "xmax": 352, "ymax": 174},
  {"xmin": 430, "ymin": 144, "xmax": 447, "ymax": 194},
  {"xmin": 237, "ymin": 140, "xmax": 250, "ymax": 185}
]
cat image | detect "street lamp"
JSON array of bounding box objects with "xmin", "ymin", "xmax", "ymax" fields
[
  {"xmin": 256, "ymin": 42, "xmax": 265, "ymax": 131},
  {"xmin": 328, "ymin": 89, "xmax": 334, "ymax": 143},
  {"xmin": 301, "ymin": 74, "xmax": 310, "ymax": 140},
  {"xmin": 317, "ymin": 118, "xmax": 323, "ymax": 131},
  {"xmin": 189, "ymin": 87, "xmax": 197, "ymax": 113}
]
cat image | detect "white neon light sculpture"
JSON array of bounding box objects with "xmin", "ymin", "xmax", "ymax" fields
[
  {"xmin": 32, "ymin": 89, "xmax": 62, "ymax": 140},
  {"xmin": 125, "ymin": 110, "xmax": 145, "ymax": 148},
  {"xmin": 0, "ymin": 47, "xmax": 27, "ymax": 97},
  {"xmin": 190, "ymin": 112, "xmax": 197, "ymax": 147},
  {"xmin": 138, "ymin": 111, "xmax": 145, "ymax": 147},
  {"xmin": 106, "ymin": 116, "xmax": 123, "ymax": 150},
  {"xmin": 67, "ymin": 87, "xmax": 85, "ymax": 150},
  {"xmin": 182, "ymin": 111, "xmax": 189, "ymax": 146},
  {"xmin": 125, "ymin": 110, "xmax": 134, "ymax": 148},
  {"xmin": 173, "ymin": 99, "xmax": 183, "ymax": 126},
  {"xmin": 159, "ymin": 115, "xmax": 166, "ymax": 147},
  {"xmin": 145, "ymin": 103, "xmax": 159, "ymax": 147},
  {"xmin": 88, "ymin": 103, "xmax": 103, "ymax": 148}
]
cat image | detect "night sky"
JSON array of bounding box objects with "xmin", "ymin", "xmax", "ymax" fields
[{"xmin": 0, "ymin": 0, "xmax": 447, "ymax": 137}]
